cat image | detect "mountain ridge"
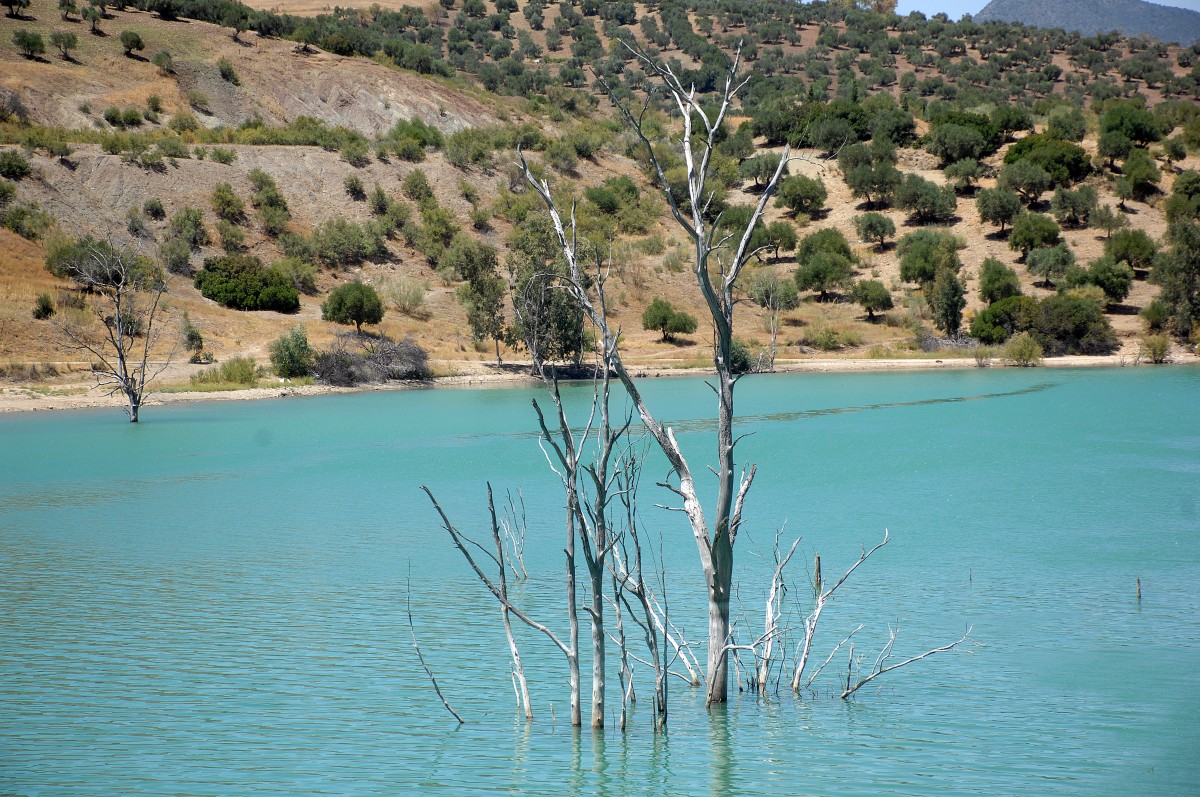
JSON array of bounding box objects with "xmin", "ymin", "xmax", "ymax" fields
[{"xmin": 975, "ymin": 0, "xmax": 1200, "ymax": 45}]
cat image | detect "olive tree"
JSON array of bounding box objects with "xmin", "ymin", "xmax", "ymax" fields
[
  {"xmin": 1026, "ymin": 243, "xmax": 1075, "ymax": 288},
  {"xmin": 642, "ymin": 297, "xmax": 698, "ymax": 341},
  {"xmin": 853, "ymin": 211, "xmax": 895, "ymax": 249},
  {"xmin": 977, "ymin": 187, "xmax": 1022, "ymax": 233},
  {"xmin": 929, "ymin": 268, "xmax": 966, "ymax": 336},
  {"xmin": 852, "ymin": 279, "xmax": 893, "ymax": 320},
  {"xmin": 322, "ymin": 281, "xmax": 384, "ymax": 334},
  {"xmin": 747, "ymin": 270, "xmax": 799, "ymax": 368}
]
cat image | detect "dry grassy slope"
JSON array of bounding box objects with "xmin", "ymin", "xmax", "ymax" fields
[
  {"xmin": 0, "ymin": 2, "xmax": 500, "ymax": 134},
  {"xmin": 0, "ymin": 0, "xmax": 1188, "ymax": 382}
]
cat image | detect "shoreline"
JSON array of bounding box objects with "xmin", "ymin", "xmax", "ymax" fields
[{"xmin": 1, "ymin": 353, "xmax": 1195, "ymax": 416}]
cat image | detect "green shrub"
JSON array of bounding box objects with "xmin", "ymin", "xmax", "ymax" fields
[
  {"xmin": 191, "ymin": 356, "xmax": 259, "ymax": 386},
  {"xmin": 1, "ymin": 202, "xmax": 53, "ymax": 239},
  {"xmin": 0, "ymin": 150, "xmax": 32, "ymax": 180},
  {"xmin": 211, "ymin": 182, "xmax": 245, "ymax": 223},
  {"xmin": 1105, "ymin": 229, "xmax": 1157, "ymax": 271},
  {"xmin": 209, "ymin": 147, "xmax": 237, "ymax": 165},
  {"xmin": 1035, "ymin": 293, "xmax": 1119, "ymax": 355},
  {"xmin": 269, "ymin": 326, "xmax": 314, "ymax": 378},
  {"xmin": 392, "ymin": 136, "xmax": 426, "ymax": 162},
  {"xmin": 340, "ymin": 137, "xmax": 370, "ymax": 167},
  {"xmin": 270, "ymin": 257, "xmax": 317, "ymax": 294},
  {"xmin": 801, "ymin": 327, "xmax": 863, "ymax": 350},
  {"xmin": 217, "ymin": 57, "xmax": 240, "ymax": 85},
  {"xmin": 897, "ymin": 229, "xmax": 962, "ymax": 287},
  {"xmin": 444, "ymin": 128, "xmax": 495, "ymax": 170},
  {"xmin": 382, "ymin": 276, "xmax": 428, "ymax": 316},
  {"xmin": 545, "ymin": 138, "xmax": 578, "ymax": 173},
  {"xmin": 160, "ymin": 234, "xmax": 193, "ymax": 273},
  {"xmin": 1005, "ymin": 331, "xmax": 1042, "ymax": 366},
  {"xmin": 182, "ymin": 315, "xmax": 204, "ymax": 354},
  {"xmin": 216, "ymin": 220, "xmax": 245, "ymax": 252},
  {"xmin": 1003, "ymin": 134, "xmax": 1090, "ymax": 186},
  {"xmin": 170, "ymin": 207, "xmax": 208, "ymax": 248},
  {"xmin": 126, "ymin": 208, "xmax": 148, "ymax": 237},
  {"xmin": 1010, "ymin": 212, "xmax": 1061, "ymax": 258},
  {"xmin": 119, "ymin": 30, "xmax": 144, "ymax": 57},
  {"xmin": 155, "ymin": 136, "xmax": 189, "ymax": 159},
  {"xmin": 1140, "ymin": 298, "xmax": 1170, "ymax": 331},
  {"xmin": 312, "ymin": 218, "xmax": 375, "ymax": 267},
  {"xmin": 32, "ymin": 292, "xmax": 54, "ymax": 320},
  {"xmin": 194, "ymin": 254, "xmax": 301, "ymax": 312},
  {"xmin": 344, "ymin": 174, "xmax": 366, "ymax": 200},
  {"xmin": 1140, "ymin": 334, "xmax": 1170, "ymax": 364},
  {"xmin": 979, "ymin": 257, "xmax": 1022, "ymax": 304},
  {"xmin": 774, "ymin": 175, "xmax": 828, "ymax": 216},
  {"xmin": 260, "ymin": 204, "xmax": 290, "ymax": 237},
  {"xmin": 729, "ymin": 338, "xmax": 753, "ymax": 374},
  {"xmin": 971, "ymin": 296, "xmax": 1040, "ymax": 344},
  {"xmin": 401, "ymin": 169, "xmax": 434, "ymax": 203},
  {"xmin": 152, "ymin": 50, "xmax": 175, "ymax": 74},
  {"xmin": 169, "ymin": 112, "xmax": 199, "ymax": 133}
]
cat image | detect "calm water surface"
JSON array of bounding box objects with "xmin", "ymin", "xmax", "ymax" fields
[{"xmin": 1, "ymin": 367, "xmax": 1197, "ymax": 796}]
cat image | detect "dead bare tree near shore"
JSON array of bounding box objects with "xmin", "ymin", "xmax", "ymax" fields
[
  {"xmin": 521, "ymin": 42, "xmax": 791, "ymax": 706},
  {"xmin": 53, "ymin": 242, "xmax": 170, "ymax": 422}
]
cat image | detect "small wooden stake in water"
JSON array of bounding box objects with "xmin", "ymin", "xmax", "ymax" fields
[{"xmin": 1137, "ymin": 577, "xmax": 1142, "ymax": 602}]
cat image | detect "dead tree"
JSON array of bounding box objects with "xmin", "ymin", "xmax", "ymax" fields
[
  {"xmin": 531, "ymin": 361, "xmax": 629, "ymax": 729},
  {"xmin": 607, "ymin": 444, "xmax": 675, "ymax": 730},
  {"xmin": 53, "ymin": 242, "xmax": 170, "ymax": 422},
  {"xmin": 520, "ymin": 42, "xmax": 791, "ymax": 705},
  {"xmin": 757, "ymin": 534, "xmax": 801, "ymax": 692},
  {"xmin": 427, "ymin": 308, "xmax": 641, "ymax": 728},
  {"xmin": 423, "ymin": 484, "xmax": 571, "ymax": 723},
  {"xmin": 792, "ymin": 532, "xmax": 891, "ymax": 691},
  {"xmin": 840, "ymin": 626, "xmax": 973, "ymax": 699}
]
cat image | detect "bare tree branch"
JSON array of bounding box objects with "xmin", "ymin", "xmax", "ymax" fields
[
  {"xmin": 405, "ymin": 569, "xmax": 464, "ymax": 724},
  {"xmin": 840, "ymin": 628, "xmax": 973, "ymax": 699}
]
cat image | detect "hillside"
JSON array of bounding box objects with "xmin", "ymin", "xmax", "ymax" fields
[
  {"xmin": 2, "ymin": 0, "xmax": 1198, "ymax": 405},
  {"xmin": 976, "ymin": 0, "xmax": 1200, "ymax": 46}
]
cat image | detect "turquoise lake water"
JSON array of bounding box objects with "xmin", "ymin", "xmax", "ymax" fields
[{"xmin": 1, "ymin": 366, "xmax": 1198, "ymax": 796}]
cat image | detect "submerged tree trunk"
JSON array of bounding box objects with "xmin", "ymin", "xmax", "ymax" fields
[{"xmin": 590, "ymin": 566, "xmax": 605, "ymax": 727}]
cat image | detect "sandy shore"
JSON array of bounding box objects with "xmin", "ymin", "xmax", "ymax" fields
[{"xmin": 2, "ymin": 352, "xmax": 1194, "ymax": 416}]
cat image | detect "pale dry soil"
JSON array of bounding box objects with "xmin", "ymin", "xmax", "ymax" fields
[{"xmin": 2, "ymin": 353, "xmax": 1194, "ymax": 415}]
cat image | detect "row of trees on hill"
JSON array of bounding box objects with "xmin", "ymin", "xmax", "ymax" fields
[{"xmin": 11, "ymin": 0, "xmax": 1200, "ymax": 110}]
